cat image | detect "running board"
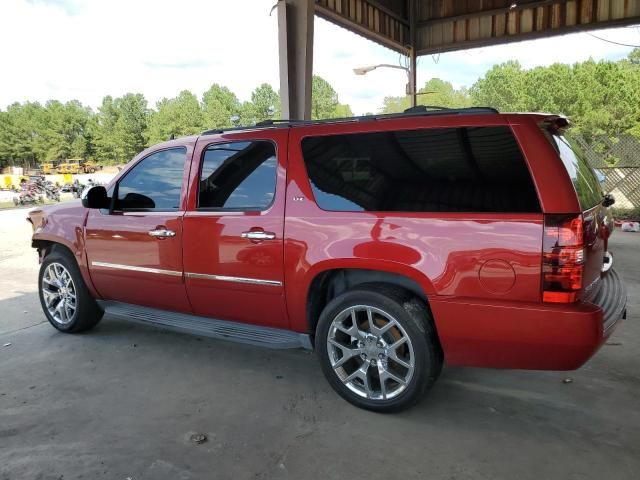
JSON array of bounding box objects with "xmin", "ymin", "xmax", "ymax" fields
[{"xmin": 98, "ymin": 301, "xmax": 313, "ymax": 350}]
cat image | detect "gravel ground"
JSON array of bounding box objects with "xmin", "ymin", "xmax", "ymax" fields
[{"xmin": 0, "ymin": 206, "xmax": 638, "ymax": 480}]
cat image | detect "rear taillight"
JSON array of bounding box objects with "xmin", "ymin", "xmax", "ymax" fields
[{"xmin": 542, "ymin": 214, "xmax": 585, "ymax": 303}]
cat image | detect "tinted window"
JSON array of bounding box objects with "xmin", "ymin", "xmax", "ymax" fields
[
  {"xmin": 198, "ymin": 141, "xmax": 276, "ymax": 210},
  {"xmin": 117, "ymin": 148, "xmax": 186, "ymax": 210},
  {"xmin": 301, "ymin": 127, "xmax": 540, "ymax": 213},
  {"xmin": 553, "ymin": 135, "xmax": 602, "ymax": 210}
]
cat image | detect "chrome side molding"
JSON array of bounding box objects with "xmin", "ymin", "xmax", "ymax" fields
[
  {"xmin": 91, "ymin": 261, "xmax": 182, "ymax": 277},
  {"xmin": 91, "ymin": 262, "xmax": 282, "ymax": 286}
]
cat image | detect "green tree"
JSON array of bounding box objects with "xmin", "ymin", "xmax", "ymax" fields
[
  {"xmin": 147, "ymin": 90, "xmax": 203, "ymax": 145},
  {"xmin": 381, "ymin": 78, "xmax": 471, "ymax": 113},
  {"xmin": 311, "ymin": 75, "xmax": 339, "ymax": 119},
  {"xmin": 113, "ymin": 93, "xmax": 149, "ymax": 161},
  {"xmin": 333, "ymin": 103, "xmax": 354, "ymax": 118},
  {"xmin": 470, "ymin": 61, "xmax": 531, "ymax": 111},
  {"xmin": 0, "ymin": 102, "xmax": 46, "ymax": 166},
  {"xmin": 522, "ymin": 63, "xmax": 575, "ymax": 113},
  {"xmin": 92, "ymin": 94, "xmax": 149, "ymax": 164},
  {"xmin": 40, "ymin": 100, "xmax": 92, "ymax": 161},
  {"xmin": 243, "ymin": 83, "xmax": 280, "ymax": 123},
  {"xmin": 311, "ymin": 75, "xmax": 353, "ymax": 119},
  {"xmin": 91, "ymin": 96, "xmax": 119, "ymax": 163},
  {"xmin": 469, "ymin": 57, "xmax": 640, "ymax": 144},
  {"xmin": 0, "ymin": 111, "xmax": 12, "ymax": 168},
  {"xmin": 202, "ymin": 84, "xmax": 241, "ymax": 129}
]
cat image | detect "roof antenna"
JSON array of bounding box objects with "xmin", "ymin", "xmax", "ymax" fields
[{"xmin": 169, "ymin": 133, "xmax": 175, "ymax": 140}]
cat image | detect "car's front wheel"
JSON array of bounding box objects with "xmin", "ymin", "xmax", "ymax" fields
[
  {"xmin": 38, "ymin": 248, "xmax": 103, "ymax": 333},
  {"xmin": 316, "ymin": 284, "xmax": 442, "ymax": 412}
]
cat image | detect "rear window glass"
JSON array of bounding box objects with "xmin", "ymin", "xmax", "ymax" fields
[
  {"xmin": 301, "ymin": 126, "xmax": 540, "ymax": 213},
  {"xmin": 552, "ymin": 135, "xmax": 602, "ymax": 210}
]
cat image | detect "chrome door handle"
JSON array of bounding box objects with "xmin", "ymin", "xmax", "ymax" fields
[
  {"xmin": 241, "ymin": 231, "xmax": 276, "ymax": 240},
  {"xmin": 148, "ymin": 228, "xmax": 176, "ymax": 238}
]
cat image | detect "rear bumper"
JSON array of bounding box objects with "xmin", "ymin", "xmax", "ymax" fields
[
  {"xmin": 591, "ymin": 268, "xmax": 627, "ymax": 335},
  {"xmin": 431, "ymin": 269, "xmax": 627, "ymax": 370}
]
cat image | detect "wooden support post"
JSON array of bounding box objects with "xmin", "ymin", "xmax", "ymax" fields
[
  {"xmin": 277, "ymin": 0, "xmax": 314, "ymax": 120},
  {"xmin": 409, "ymin": 0, "xmax": 417, "ymax": 107}
]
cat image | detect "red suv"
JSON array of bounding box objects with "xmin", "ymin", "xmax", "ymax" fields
[{"xmin": 28, "ymin": 107, "xmax": 627, "ymax": 411}]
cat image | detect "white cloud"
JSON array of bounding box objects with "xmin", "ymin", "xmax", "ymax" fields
[
  {"xmin": 1, "ymin": 0, "xmax": 639, "ymax": 116},
  {"xmin": 2, "ymin": 0, "xmax": 281, "ymax": 109}
]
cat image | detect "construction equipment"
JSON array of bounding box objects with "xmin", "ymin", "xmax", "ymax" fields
[
  {"xmin": 41, "ymin": 163, "xmax": 57, "ymax": 175},
  {"xmin": 82, "ymin": 160, "xmax": 99, "ymax": 173},
  {"xmin": 56, "ymin": 159, "xmax": 100, "ymax": 174}
]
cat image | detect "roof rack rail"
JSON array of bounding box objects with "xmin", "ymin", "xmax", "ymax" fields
[
  {"xmin": 201, "ymin": 118, "xmax": 308, "ymax": 135},
  {"xmin": 403, "ymin": 105, "xmax": 450, "ymax": 113},
  {"xmin": 254, "ymin": 119, "xmax": 306, "ymax": 127},
  {"xmin": 200, "ymin": 106, "xmax": 499, "ymax": 136},
  {"xmin": 201, "ymin": 128, "xmax": 223, "ymax": 135},
  {"xmin": 403, "ymin": 105, "xmax": 498, "ymax": 114}
]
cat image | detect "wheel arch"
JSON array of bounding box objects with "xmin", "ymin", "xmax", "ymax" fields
[
  {"xmin": 304, "ymin": 264, "xmax": 436, "ymax": 344},
  {"xmin": 32, "ymin": 236, "xmax": 100, "ymax": 299},
  {"xmin": 32, "ymin": 239, "xmax": 71, "ymax": 260}
]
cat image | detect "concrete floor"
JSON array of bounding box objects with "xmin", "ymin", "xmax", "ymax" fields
[{"xmin": 0, "ymin": 206, "xmax": 638, "ymax": 480}]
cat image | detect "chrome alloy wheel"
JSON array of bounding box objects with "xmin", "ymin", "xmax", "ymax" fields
[
  {"xmin": 327, "ymin": 305, "xmax": 415, "ymax": 401},
  {"xmin": 42, "ymin": 262, "xmax": 77, "ymax": 325}
]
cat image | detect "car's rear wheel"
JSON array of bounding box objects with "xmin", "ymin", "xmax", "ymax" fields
[
  {"xmin": 38, "ymin": 248, "xmax": 103, "ymax": 333},
  {"xmin": 316, "ymin": 284, "xmax": 442, "ymax": 412}
]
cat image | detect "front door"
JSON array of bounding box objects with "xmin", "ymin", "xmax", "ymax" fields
[
  {"xmin": 85, "ymin": 147, "xmax": 192, "ymax": 313},
  {"xmin": 182, "ymin": 131, "xmax": 288, "ymax": 328}
]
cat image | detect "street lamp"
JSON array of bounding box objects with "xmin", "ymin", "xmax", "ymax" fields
[
  {"xmin": 353, "ymin": 63, "xmax": 416, "ymax": 107},
  {"xmin": 353, "ymin": 64, "xmax": 409, "ymax": 76}
]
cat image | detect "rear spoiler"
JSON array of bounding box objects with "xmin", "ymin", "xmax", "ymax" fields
[{"xmin": 540, "ymin": 115, "xmax": 570, "ymax": 133}]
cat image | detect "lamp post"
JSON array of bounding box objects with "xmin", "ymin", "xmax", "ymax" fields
[{"xmin": 353, "ymin": 63, "xmax": 417, "ymax": 107}]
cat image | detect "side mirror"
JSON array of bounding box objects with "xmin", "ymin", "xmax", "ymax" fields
[
  {"xmin": 82, "ymin": 186, "xmax": 110, "ymax": 209},
  {"xmin": 602, "ymin": 193, "xmax": 615, "ymax": 208}
]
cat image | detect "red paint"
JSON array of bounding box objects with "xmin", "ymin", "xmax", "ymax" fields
[
  {"xmin": 182, "ymin": 130, "xmax": 289, "ymax": 328},
  {"xmin": 85, "ymin": 210, "xmax": 190, "ymax": 312},
  {"xmin": 478, "ymin": 259, "xmax": 516, "ymax": 294},
  {"xmin": 29, "ymin": 113, "xmax": 621, "ymax": 371}
]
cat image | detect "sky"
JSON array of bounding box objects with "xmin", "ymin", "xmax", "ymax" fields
[{"xmin": 2, "ymin": 0, "xmax": 639, "ymax": 115}]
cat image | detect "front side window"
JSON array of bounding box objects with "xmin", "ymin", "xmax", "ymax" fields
[
  {"xmin": 198, "ymin": 141, "xmax": 277, "ymax": 210},
  {"xmin": 116, "ymin": 147, "xmax": 186, "ymax": 210},
  {"xmin": 301, "ymin": 126, "xmax": 540, "ymax": 213}
]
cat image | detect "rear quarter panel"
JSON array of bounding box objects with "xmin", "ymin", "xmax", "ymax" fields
[
  {"xmin": 507, "ymin": 115, "xmax": 581, "ymax": 213},
  {"xmin": 284, "ymin": 115, "xmax": 544, "ymax": 337}
]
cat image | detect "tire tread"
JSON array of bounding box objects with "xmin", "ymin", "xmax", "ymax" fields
[
  {"xmin": 316, "ymin": 282, "xmax": 442, "ymax": 412},
  {"xmin": 38, "ymin": 247, "xmax": 103, "ymax": 333}
]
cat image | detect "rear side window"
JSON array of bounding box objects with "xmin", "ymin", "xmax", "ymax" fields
[
  {"xmin": 301, "ymin": 126, "xmax": 540, "ymax": 213},
  {"xmin": 552, "ymin": 135, "xmax": 602, "ymax": 210},
  {"xmin": 198, "ymin": 141, "xmax": 276, "ymax": 210},
  {"xmin": 116, "ymin": 147, "xmax": 186, "ymax": 210}
]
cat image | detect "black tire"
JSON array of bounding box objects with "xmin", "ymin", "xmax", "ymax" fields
[
  {"xmin": 316, "ymin": 284, "xmax": 442, "ymax": 412},
  {"xmin": 38, "ymin": 247, "xmax": 103, "ymax": 333}
]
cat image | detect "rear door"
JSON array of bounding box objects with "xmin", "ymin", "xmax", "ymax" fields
[
  {"xmin": 182, "ymin": 130, "xmax": 289, "ymax": 328},
  {"xmin": 85, "ymin": 146, "xmax": 192, "ymax": 313},
  {"xmin": 552, "ymin": 134, "xmax": 609, "ymax": 300}
]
